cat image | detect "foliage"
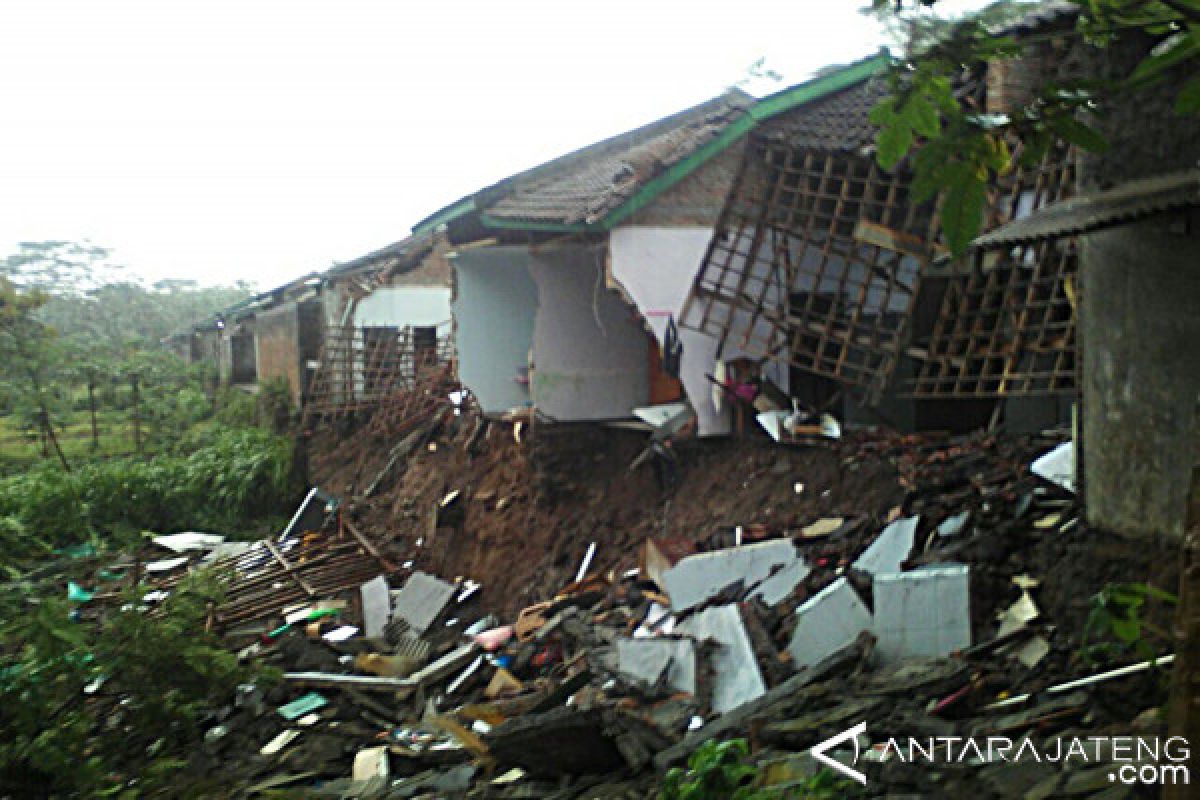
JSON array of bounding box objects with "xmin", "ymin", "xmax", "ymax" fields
[
  {"xmin": 866, "ymin": 0, "xmax": 1200, "ymax": 252},
  {"xmin": 1082, "ymin": 581, "xmax": 1177, "ymax": 664},
  {"xmin": 0, "ymin": 263, "xmax": 66, "ymax": 429},
  {"xmin": 258, "ymin": 376, "xmax": 296, "ymax": 433},
  {"xmin": 0, "ymin": 428, "xmax": 297, "ymax": 553},
  {"xmin": 660, "ymin": 739, "xmax": 858, "ymax": 799},
  {"xmin": 0, "ymin": 571, "xmax": 276, "ymax": 796}
]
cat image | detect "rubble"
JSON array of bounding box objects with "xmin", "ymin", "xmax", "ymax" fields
[{"xmin": 25, "ymin": 401, "xmax": 1181, "ymax": 798}]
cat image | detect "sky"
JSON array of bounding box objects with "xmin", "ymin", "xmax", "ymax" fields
[{"xmin": 0, "ymin": 0, "xmax": 990, "ymax": 289}]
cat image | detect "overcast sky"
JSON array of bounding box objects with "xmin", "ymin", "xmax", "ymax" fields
[{"xmin": 0, "ymin": 1, "xmax": 988, "ymax": 289}]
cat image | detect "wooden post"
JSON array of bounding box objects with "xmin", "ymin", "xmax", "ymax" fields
[
  {"xmin": 87, "ymin": 374, "xmax": 99, "ymax": 451},
  {"xmin": 1165, "ymin": 467, "xmax": 1200, "ymax": 799},
  {"xmin": 38, "ymin": 409, "xmax": 70, "ymax": 472},
  {"xmin": 130, "ymin": 373, "xmax": 142, "ymax": 455}
]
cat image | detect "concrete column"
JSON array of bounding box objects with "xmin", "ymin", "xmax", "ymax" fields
[{"xmin": 1081, "ymin": 209, "xmax": 1200, "ymax": 540}]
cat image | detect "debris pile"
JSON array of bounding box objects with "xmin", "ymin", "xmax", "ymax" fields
[{"xmin": 46, "ymin": 413, "xmax": 1182, "ymax": 798}]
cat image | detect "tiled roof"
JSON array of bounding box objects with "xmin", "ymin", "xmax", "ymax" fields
[
  {"xmin": 410, "ymin": 51, "xmax": 893, "ymax": 234},
  {"xmin": 325, "ymin": 231, "xmax": 435, "ymax": 279},
  {"xmin": 482, "ymin": 92, "xmax": 755, "ymax": 226},
  {"xmin": 755, "ymin": 76, "xmax": 890, "ymax": 152},
  {"xmin": 972, "ymin": 169, "xmax": 1200, "ymax": 248}
]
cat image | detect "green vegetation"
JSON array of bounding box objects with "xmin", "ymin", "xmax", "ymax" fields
[
  {"xmin": 1, "ymin": 241, "xmax": 295, "ymax": 795},
  {"xmin": 1082, "ymin": 581, "xmax": 1178, "ymax": 664},
  {"xmin": 0, "ymin": 571, "xmax": 278, "ymax": 797},
  {"xmin": 866, "ymin": 0, "xmax": 1200, "ymax": 252},
  {"xmin": 660, "ymin": 739, "xmax": 858, "ymax": 799},
  {"xmin": 0, "ymin": 428, "xmax": 296, "ymax": 567}
]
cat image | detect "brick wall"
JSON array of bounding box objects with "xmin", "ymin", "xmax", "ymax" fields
[
  {"xmin": 625, "ymin": 141, "xmax": 747, "ymax": 227},
  {"xmin": 255, "ymin": 303, "xmax": 301, "ymax": 400}
]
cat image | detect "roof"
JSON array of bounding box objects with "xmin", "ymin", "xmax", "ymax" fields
[
  {"xmin": 482, "ymin": 92, "xmax": 755, "ymax": 227},
  {"xmin": 412, "ymin": 50, "xmax": 892, "ymax": 235},
  {"xmin": 971, "ymin": 169, "xmax": 1200, "ymax": 249},
  {"xmin": 755, "ymin": 76, "xmax": 891, "ymax": 152},
  {"xmin": 325, "ymin": 231, "xmax": 435, "ymax": 279},
  {"xmin": 989, "ymin": 1, "xmax": 1078, "ymax": 37}
]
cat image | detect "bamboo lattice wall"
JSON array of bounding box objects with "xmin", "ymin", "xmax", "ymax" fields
[
  {"xmin": 304, "ymin": 323, "xmax": 454, "ymax": 418},
  {"xmin": 911, "ymin": 150, "xmax": 1078, "ymax": 397},
  {"xmin": 682, "ymin": 135, "xmax": 936, "ymax": 399}
]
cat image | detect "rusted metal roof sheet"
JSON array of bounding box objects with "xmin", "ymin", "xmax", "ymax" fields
[{"xmin": 971, "ymin": 169, "xmax": 1200, "ymax": 249}]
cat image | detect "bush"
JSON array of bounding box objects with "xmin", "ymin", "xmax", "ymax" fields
[
  {"xmin": 0, "ymin": 428, "xmax": 298, "ymax": 550},
  {"xmin": 0, "ymin": 571, "xmax": 276, "ymax": 796}
]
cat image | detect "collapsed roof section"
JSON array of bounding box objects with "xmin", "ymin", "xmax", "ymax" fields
[
  {"xmin": 680, "ymin": 75, "xmax": 937, "ymax": 401},
  {"xmin": 682, "ymin": 63, "xmax": 1083, "ymax": 402}
]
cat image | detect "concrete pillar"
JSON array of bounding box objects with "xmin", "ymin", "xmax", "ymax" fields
[{"xmin": 1081, "ymin": 209, "xmax": 1200, "ymax": 540}]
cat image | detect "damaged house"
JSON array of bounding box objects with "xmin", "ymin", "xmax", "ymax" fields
[
  {"xmin": 425, "ymin": 53, "xmax": 891, "ymax": 436},
  {"xmin": 181, "ymin": 272, "xmax": 325, "ymax": 401},
  {"xmin": 302, "ymin": 232, "xmax": 456, "ymax": 420},
  {"xmin": 682, "ymin": 36, "xmax": 1080, "ymax": 433}
]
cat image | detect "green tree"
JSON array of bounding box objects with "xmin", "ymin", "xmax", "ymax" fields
[
  {"xmin": 866, "ymin": 0, "xmax": 1200, "ymax": 251},
  {"xmin": 0, "ymin": 278, "xmax": 70, "ymax": 470}
]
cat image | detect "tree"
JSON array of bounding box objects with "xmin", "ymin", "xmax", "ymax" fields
[
  {"xmin": 0, "ymin": 278, "xmax": 70, "ymax": 470},
  {"xmin": 866, "ymin": 0, "xmax": 1200, "ymax": 250}
]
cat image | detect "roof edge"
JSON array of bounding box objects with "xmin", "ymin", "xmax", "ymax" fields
[{"xmin": 477, "ymin": 50, "xmax": 893, "ymax": 233}]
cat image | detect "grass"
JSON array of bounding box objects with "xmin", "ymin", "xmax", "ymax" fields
[{"xmin": 1, "ymin": 411, "xmax": 156, "ymax": 473}]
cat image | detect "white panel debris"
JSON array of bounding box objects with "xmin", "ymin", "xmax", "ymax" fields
[
  {"xmin": 787, "ymin": 577, "xmax": 872, "ymax": 671},
  {"xmin": 392, "ymin": 571, "xmax": 456, "ymax": 634},
  {"xmin": 872, "ymin": 565, "xmax": 971, "ymax": 663},
  {"xmin": 662, "ymin": 539, "xmax": 809, "ymax": 612},
  {"xmin": 359, "ymin": 576, "xmax": 391, "ymax": 639},
  {"xmin": 153, "ymin": 532, "xmax": 225, "ymax": 553},
  {"xmin": 615, "ymin": 637, "xmax": 697, "ymax": 695},
  {"xmin": 677, "ymin": 604, "xmax": 765, "ymax": 713},
  {"xmin": 1031, "ymin": 441, "xmax": 1075, "ymax": 493},
  {"xmin": 853, "ymin": 516, "xmax": 919, "ymax": 575}
]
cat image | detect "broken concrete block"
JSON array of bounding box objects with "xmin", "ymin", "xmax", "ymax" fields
[
  {"xmin": 677, "ymin": 604, "xmax": 765, "ymax": 713},
  {"xmin": 352, "ymin": 745, "xmax": 390, "ymax": 782},
  {"xmin": 487, "ymin": 707, "xmax": 626, "ymax": 775},
  {"xmin": 1031, "ymin": 440, "xmax": 1075, "ymax": 493},
  {"xmin": 640, "ymin": 537, "xmax": 693, "ymax": 592},
  {"xmin": 853, "ymin": 516, "xmax": 918, "ymax": 575},
  {"xmin": 661, "ymin": 539, "xmax": 809, "ymax": 612},
  {"xmin": 359, "ymin": 575, "xmax": 390, "ymax": 639},
  {"xmin": 152, "ymin": 532, "xmax": 224, "ymax": 553},
  {"xmin": 787, "ymin": 577, "xmax": 872, "ymax": 671},
  {"xmin": 392, "ymin": 571, "xmax": 455, "ymax": 633},
  {"xmin": 872, "ymin": 565, "xmax": 971, "ymax": 663},
  {"xmin": 615, "ymin": 637, "xmax": 696, "ymax": 695}
]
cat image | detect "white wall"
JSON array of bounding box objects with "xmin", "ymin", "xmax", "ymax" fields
[
  {"xmin": 610, "ymin": 226, "xmax": 788, "ymax": 436},
  {"xmin": 354, "ymin": 286, "xmax": 451, "ymax": 328},
  {"xmin": 529, "ymin": 245, "xmax": 650, "ymax": 420},
  {"xmin": 453, "ymin": 247, "xmax": 537, "ymax": 414}
]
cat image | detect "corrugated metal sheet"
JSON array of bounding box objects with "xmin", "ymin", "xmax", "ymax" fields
[{"xmin": 971, "ymin": 169, "xmax": 1200, "ymax": 249}]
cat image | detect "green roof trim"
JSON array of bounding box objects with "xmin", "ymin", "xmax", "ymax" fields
[
  {"xmin": 476, "ymin": 51, "xmax": 892, "ymax": 234},
  {"xmin": 412, "ymin": 196, "xmax": 476, "ymax": 236}
]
